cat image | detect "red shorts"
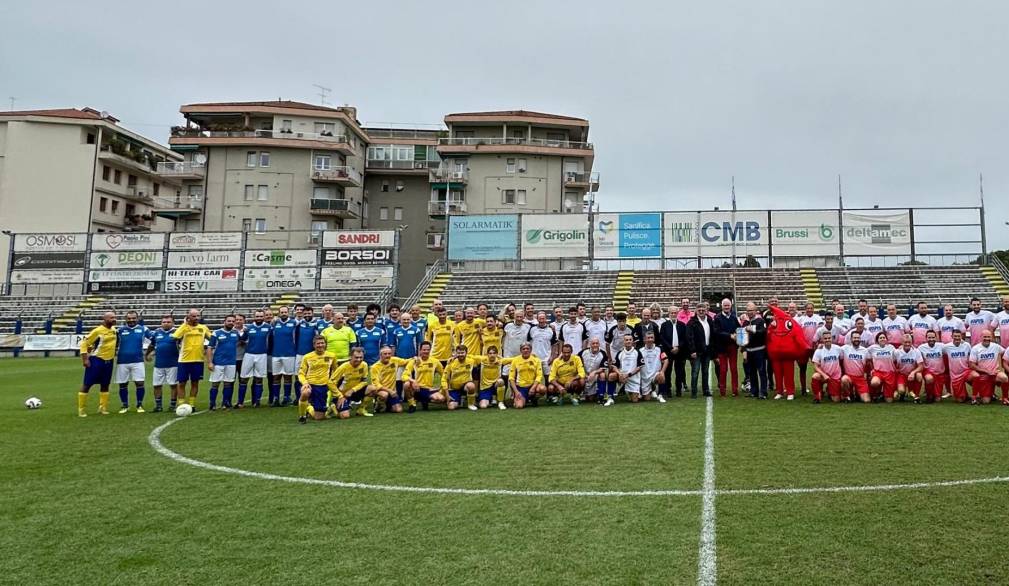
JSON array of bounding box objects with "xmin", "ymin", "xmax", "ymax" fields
[
  {"xmin": 897, "ymin": 372, "xmax": 921, "ymax": 392},
  {"xmin": 844, "ymin": 374, "xmax": 869, "ymax": 394},
  {"xmin": 971, "ymin": 373, "xmax": 996, "ymax": 399},
  {"xmin": 872, "ymin": 370, "xmax": 898, "ymax": 398},
  {"xmin": 824, "ymin": 377, "xmax": 842, "ymax": 398},
  {"xmin": 949, "ymin": 371, "xmax": 970, "ymax": 399}
]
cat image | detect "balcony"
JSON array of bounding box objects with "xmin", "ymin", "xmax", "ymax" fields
[
  {"xmin": 170, "ymin": 127, "xmax": 354, "ymax": 155},
  {"xmin": 428, "ymin": 201, "xmax": 467, "ymax": 217},
  {"xmin": 310, "ymin": 198, "xmax": 357, "ymax": 219},
  {"xmin": 124, "ymin": 213, "xmax": 155, "ymax": 231},
  {"xmin": 155, "ymin": 161, "xmax": 206, "ymax": 180},
  {"xmin": 366, "ymin": 159, "xmax": 439, "ymax": 174},
  {"xmin": 311, "ymin": 166, "xmax": 362, "ymax": 187},
  {"xmin": 99, "ymin": 147, "xmax": 162, "ymax": 176},
  {"xmin": 124, "ymin": 185, "xmax": 156, "ymax": 202},
  {"xmin": 437, "ymin": 136, "xmax": 593, "ymax": 158},
  {"xmin": 429, "ymin": 167, "xmax": 468, "ymax": 185},
  {"xmin": 563, "ymin": 171, "xmax": 600, "ymax": 192},
  {"xmin": 152, "ymin": 196, "xmax": 203, "ymax": 219}
]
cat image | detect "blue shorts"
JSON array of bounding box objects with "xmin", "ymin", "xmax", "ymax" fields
[
  {"xmin": 177, "ymin": 362, "xmax": 204, "ymax": 383},
  {"xmin": 331, "ymin": 395, "xmax": 351, "ymax": 412},
  {"xmin": 478, "ymin": 387, "xmax": 496, "ymax": 402},
  {"xmin": 83, "ymin": 357, "xmax": 113, "ymax": 387},
  {"xmin": 416, "ymin": 387, "xmax": 434, "ymax": 403},
  {"xmin": 516, "ymin": 386, "xmax": 531, "ymax": 400},
  {"xmin": 349, "ymin": 388, "xmax": 366, "ymax": 402},
  {"xmin": 449, "ymin": 389, "xmax": 465, "ymax": 404},
  {"xmin": 309, "ymin": 385, "xmax": 328, "ymax": 412},
  {"xmin": 386, "ymin": 393, "xmax": 402, "ymax": 407}
]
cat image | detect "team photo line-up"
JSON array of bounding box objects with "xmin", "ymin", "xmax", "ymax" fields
[{"xmin": 75, "ymin": 293, "xmax": 1009, "ymax": 420}]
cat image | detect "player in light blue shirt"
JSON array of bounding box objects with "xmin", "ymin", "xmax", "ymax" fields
[
  {"xmin": 270, "ymin": 306, "xmax": 298, "ymax": 406},
  {"xmin": 390, "ymin": 314, "xmax": 423, "ymax": 360},
  {"xmin": 295, "ymin": 306, "xmax": 319, "ymax": 367},
  {"xmin": 145, "ymin": 315, "xmax": 179, "ymax": 412},
  {"xmin": 355, "ymin": 313, "xmax": 386, "ymax": 365},
  {"xmin": 208, "ymin": 315, "xmax": 241, "ymax": 409},
  {"xmin": 238, "ymin": 310, "xmax": 272, "ymax": 407},
  {"xmin": 115, "ymin": 311, "xmax": 148, "ymax": 413}
]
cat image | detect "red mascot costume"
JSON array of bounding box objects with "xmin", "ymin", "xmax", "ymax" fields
[{"xmin": 766, "ymin": 306, "xmax": 811, "ymax": 399}]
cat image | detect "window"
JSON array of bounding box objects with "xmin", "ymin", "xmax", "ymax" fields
[
  {"xmin": 259, "ymin": 151, "xmax": 270, "ymax": 167},
  {"xmin": 99, "ymin": 197, "xmax": 108, "ymax": 212},
  {"xmin": 254, "ymin": 218, "xmax": 267, "ymax": 233},
  {"xmin": 281, "ymin": 119, "xmax": 293, "ymax": 133},
  {"xmin": 379, "ymin": 207, "xmax": 389, "ymax": 220},
  {"xmin": 314, "ymin": 154, "xmax": 332, "ymax": 170},
  {"xmin": 111, "ymin": 200, "xmax": 120, "ymax": 214},
  {"xmin": 427, "ymin": 233, "xmax": 445, "ymax": 249},
  {"xmin": 395, "ymin": 180, "xmax": 404, "ymax": 192},
  {"xmin": 125, "ymin": 203, "xmax": 136, "ymax": 217},
  {"xmin": 102, "ymin": 166, "xmax": 111, "ymax": 181},
  {"xmin": 517, "ymin": 158, "xmax": 527, "ymax": 172},
  {"xmin": 310, "ymin": 220, "xmax": 327, "ymax": 243},
  {"xmin": 247, "ymin": 151, "xmax": 257, "ymax": 167},
  {"xmin": 506, "ymin": 158, "xmax": 516, "ymax": 173},
  {"xmin": 188, "ymin": 184, "xmax": 203, "ymax": 197},
  {"xmin": 455, "ymin": 130, "xmax": 474, "ymax": 138},
  {"xmin": 128, "ymin": 174, "xmax": 137, "ymax": 187},
  {"xmin": 313, "ymin": 186, "xmax": 331, "ymax": 199},
  {"xmin": 512, "ymin": 129, "xmax": 525, "ymax": 139},
  {"xmin": 311, "ymin": 220, "xmax": 327, "ymax": 232},
  {"xmin": 503, "ymin": 189, "xmax": 516, "ymax": 204},
  {"xmin": 394, "ymin": 146, "xmax": 412, "ymax": 161},
  {"xmin": 86, "ymin": 132, "xmax": 96, "ymax": 145},
  {"xmin": 244, "ymin": 185, "xmax": 255, "ymax": 201},
  {"xmin": 153, "ymin": 183, "xmax": 160, "ymax": 196},
  {"xmin": 547, "ymin": 131, "xmax": 566, "ymax": 142},
  {"xmin": 113, "ymin": 169, "xmax": 122, "ymax": 184},
  {"xmin": 257, "ymin": 185, "xmax": 268, "ymax": 201},
  {"xmin": 517, "ymin": 189, "xmax": 527, "ymax": 205},
  {"xmin": 454, "ymin": 160, "xmax": 466, "ymax": 172},
  {"xmin": 368, "ymin": 146, "xmax": 387, "ymax": 160},
  {"xmin": 315, "ymin": 122, "xmax": 334, "ymax": 136},
  {"xmin": 242, "ymin": 218, "xmax": 252, "ymax": 232},
  {"xmin": 381, "ymin": 180, "xmax": 389, "ymax": 193},
  {"xmin": 394, "ymin": 207, "xmax": 403, "ymax": 221}
]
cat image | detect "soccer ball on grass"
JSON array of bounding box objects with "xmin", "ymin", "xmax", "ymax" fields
[
  {"xmin": 25, "ymin": 397, "xmax": 42, "ymax": 409},
  {"xmin": 175, "ymin": 403, "xmax": 194, "ymax": 417}
]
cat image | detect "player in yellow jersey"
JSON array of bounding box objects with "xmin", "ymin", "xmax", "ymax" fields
[
  {"xmin": 368, "ymin": 346, "xmax": 410, "ymax": 414},
  {"xmin": 329, "ymin": 347, "xmax": 371, "ymax": 418},
  {"xmin": 480, "ymin": 315, "xmax": 504, "ymax": 356},
  {"xmin": 443, "ymin": 345, "xmax": 480, "ymax": 411},
  {"xmin": 509, "ymin": 342, "xmax": 547, "ymax": 409},
  {"xmin": 549, "ymin": 343, "xmax": 587, "ymax": 406},
  {"xmin": 172, "ymin": 309, "xmax": 212, "ymax": 410},
  {"xmin": 402, "ymin": 341, "xmax": 447, "ymax": 410},
  {"xmin": 297, "ymin": 336, "xmax": 337, "ymax": 423},
  {"xmin": 472, "ymin": 346, "xmax": 514, "ymax": 410},
  {"xmin": 78, "ymin": 311, "xmax": 118, "ymax": 417},
  {"xmin": 453, "ymin": 308, "xmax": 484, "ymax": 356},
  {"xmin": 426, "ymin": 306, "xmax": 455, "ymax": 364}
]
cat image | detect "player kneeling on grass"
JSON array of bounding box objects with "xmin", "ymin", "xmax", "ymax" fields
[
  {"xmin": 298, "ymin": 336, "xmax": 338, "ymax": 423},
  {"xmin": 943, "ymin": 329, "xmax": 972, "ymax": 403},
  {"xmin": 840, "ymin": 331, "xmax": 871, "ymax": 403},
  {"xmin": 868, "ymin": 332, "xmax": 899, "ymax": 403},
  {"xmin": 894, "ymin": 334, "xmax": 924, "ymax": 403},
  {"xmin": 811, "ymin": 331, "xmax": 843, "ymax": 403},
  {"xmin": 443, "ymin": 345, "xmax": 480, "ymax": 411},
  {"xmin": 508, "ymin": 343, "xmax": 546, "ymax": 409},
  {"xmin": 472, "ymin": 347, "xmax": 513, "ymax": 410},
  {"xmin": 639, "ymin": 332, "xmax": 668, "ymax": 403},
  {"xmin": 918, "ymin": 330, "xmax": 947, "ymax": 403},
  {"xmin": 613, "ymin": 334, "xmax": 645, "ymax": 403},
  {"xmin": 330, "ymin": 348, "xmax": 372, "ymax": 417},
  {"xmin": 549, "ymin": 343, "xmax": 586, "ymax": 406},
  {"xmin": 402, "ymin": 341, "xmax": 447, "ymax": 411},
  {"xmin": 967, "ymin": 330, "xmax": 1007, "ymax": 405},
  {"xmin": 368, "ymin": 346, "xmax": 409, "ymax": 413}
]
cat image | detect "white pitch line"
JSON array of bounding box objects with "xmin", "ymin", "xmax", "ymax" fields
[{"xmin": 697, "ymin": 396, "xmax": 717, "ymax": 586}]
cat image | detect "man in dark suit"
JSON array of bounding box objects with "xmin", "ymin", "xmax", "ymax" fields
[
  {"xmin": 687, "ymin": 301, "xmax": 714, "ymax": 398},
  {"xmin": 632, "ymin": 307, "xmax": 660, "ymax": 348},
  {"xmin": 660, "ymin": 304, "xmax": 690, "ymax": 397},
  {"xmin": 712, "ymin": 298, "xmax": 742, "ymax": 397}
]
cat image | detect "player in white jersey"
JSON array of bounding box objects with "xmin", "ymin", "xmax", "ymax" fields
[
  {"xmin": 579, "ymin": 338, "xmax": 612, "ymax": 404},
  {"xmin": 638, "ymin": 332, "xmax": 667, "ymax": 403},
  {"xmin": 795, "ymin": 303, "xmax": 824, "ymax": 394},
  {"xmin": 863, "ymin": 306, "xmax": 885, "ymax": 341},
  {"xmin": 844, "ymin": 317, "xmax": 867, "ymax": 346},
  {"xmin": 907, "ymin": 302, "xmax": 938, "ymax": 346},
  {"xmin": 833, "ymin": 304, "xmax": 852, "ymax": 334},
  {"xmin": 611, "ymin": 334, "xmax": 644, "ymax": 404},
  {"xmin": 840, "ymin": 331, "xmax": 871, "ymax": 402},
  {"xmin": 881, "ymin": 304, "xmax": 909, "ymax": 347},
  {"xmin": 994, "ymin": 295, "xmax": 1009, "ymax": 346},
  {"xmin": 894, "ymin": 334, "xmax": 924, "ymax": 402},
  {"xmin": 558, "ymin": 308, "xmax": 587, "ymax": 355},
  {"xmin": 917, "ymin": 330, "xmax": 947, "ymax": 402},
  {"xmin": 868, "ymin": 332, "xmax": 899, "ymax": 402},
  {"xmin": 943, "ymin": 330, "xmax": 972, "ymax": 402},
  {"xmin": 815, "ymin": 314, "xmax": 848, "ymax": 347},
  {"xmin": 938, "ymin": 305, "xmax": 965, "ymax": 344},
  {"xmin": 964, "ymin": 298, "xmax": 996, "ymax": 344},
  {"xmin": 967, "ymin": 330, "xmax": 1007, "ymax": 405},
  {"xmin": 811, "ymin": 331, "xmax": 844, "ymax": 403},
  {"xmin": 527, "ymin": 312, "xmax": 558, "ymax": 381},
  {"xmin": 606, "ymin": 314, "xmax": 634, "ymax": 360},
  {"xmin": 583, "ymin": 307, "xmax": 609, "ymax": 348},
  {"xmin": 503, "ymin": 314, "xmax": 531, "ymax": 358}
]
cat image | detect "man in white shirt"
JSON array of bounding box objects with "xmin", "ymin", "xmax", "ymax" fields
[
  {"xmin": 881, "ymin": 304, "xmax": 910, "ymax": 346},
  {"xmin": 907, "ymin": 301, "xmax": 938, "ymax": 346},
  {"xmin": 994, "ymin": 295, "xmax": 1009, "ymax": 347}
]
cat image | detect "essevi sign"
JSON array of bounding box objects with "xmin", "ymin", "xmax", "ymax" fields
[{"xmin": 520, "ymin": 215, "xmax": 589, "ymax": 259}]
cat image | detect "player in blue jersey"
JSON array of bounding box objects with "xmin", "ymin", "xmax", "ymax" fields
[
  {"xmin": 144, "ymin": 315, "xmax": 180, "ymax": 412},
  {"xmin": 294, "ymin": 305, "xmax": 318, "ymax": 373},
  {"xmin": 410, "ymin": 305, "xmax": 429, "ymax": 342},
  {"xmin": 316, "ymin": 304, "xmax": 335, "ymax": 333},
  {"xmin": 115, "ymin": 311, "xmax": 148, "ymax": 414},
  {"xmin": 238, "ymin": 310, "xmax": 271, "ymax": 408},
  {"xmin": 270, "ymin": 305, "xmax": 298, "ymax": 406},
  {"xmin": 208, "ymin": 315, "xmax": 241, "ymax": 410},
  {"xmin": 384, "ymin": 304, "xmax": 403, "ymax": 339},
  {"xmin": 391, "ymin": 314, "xmax": 423, "ymax": 360},
  {"xmin": 346, "ymin": 304, "xmax": 365, "ymax": 332},
  {"xmin": 355, "ymin": 313, "xmax": 386, "ymax": 365}
]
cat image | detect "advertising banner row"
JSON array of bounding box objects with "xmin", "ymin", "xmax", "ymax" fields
[{"xmin": 448, "ymin": 211, "xmax": 914, "ymax": 260}]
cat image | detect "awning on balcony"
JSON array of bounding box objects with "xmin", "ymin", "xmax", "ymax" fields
[
  {"xmin": 170, "ymin": 144, "xmax": 200, "ymax": 152},
  {"xmin": 430, "ymin": 182, "xmax": 464, "ymax": 189}
]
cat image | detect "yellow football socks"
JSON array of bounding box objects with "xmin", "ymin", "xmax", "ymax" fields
[
  {"xmin": 77, "ymin": 392, "xmax": 88, "ymax": 416},
  {"xmin": 98, "ymin": 391, "xmax": 109, "ymax": 414},
  {"xmin": 467, "ymin": 389, "xmax": 477, "ymax": 407},
  {"xmin": 496, "ymin": 384, "xmax": 506, "ymax": 403},
  {"xmin": 298, "ymin": 400, "xmax": 309, "ymax": 418}
]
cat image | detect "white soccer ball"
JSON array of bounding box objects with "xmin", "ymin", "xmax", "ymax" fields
[
  {"xmin": 175, "ymin": 403, "xmax": 194, "ymax": 417},
  {"xmin": 25, "ymin": 397, "xmax": 42, "ymax": 410}
]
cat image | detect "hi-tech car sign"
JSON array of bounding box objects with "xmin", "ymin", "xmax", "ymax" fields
[{"xmin": 321, "ymin": 230, "xmax": 395, "ymax": 248}]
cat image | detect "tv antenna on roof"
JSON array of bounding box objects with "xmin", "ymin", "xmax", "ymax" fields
[
  {"xmin": 313, "ymin": 84, "xmax": 332, "ymax": 106},
  {"xmin": 8, "ymin": 97, "xmax": 15, "ymax": 111}
]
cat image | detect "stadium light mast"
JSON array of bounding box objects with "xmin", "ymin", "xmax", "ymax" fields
[{"xmin": 730, "ymin": 176, "xmax": 737, "ymax": 267}]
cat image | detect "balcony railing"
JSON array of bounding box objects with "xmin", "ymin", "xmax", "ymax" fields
[
  {"xmin": 310, "ymin": 198, "xmax": 356, "ymax": 218},
  {"xmin": 366, "ymin": 129, "xmax": 445, "ymax": 140},
  {"xmin": 125, "ymin": 185, "xmax": 154, "ymax": 201},
  {"xmin": 428, "ymin": 201, "xmax": 467, "ymax": 215},
  {"xmin": 155, "ymin": 161, "xmax": 206, "ymax": 176},
  {"xmin": 429, "ymin": 167, "xmax": 469, "ymax": 183},
  {"xmin": 124, "ymin": 214, "xmax": 155, "ymax": 229},
  {"xmin": 311, "ymin": 165, "xmax": 362, "ymax": 185},
  {"xmin": 171, "ymin": 127, "xmax": 349, "ymax": 144},
  {"xmin": 152, "ymin": 196, "xmax": 203, "ymax": 211},
  {"xmin": 366, "ymin": 159, "xmax": 439, "ymax": 170},
  {"xmin": 564, "ymin": 171, "xmax": 601, "ymax": 190},
  {"xmin": 438, "ymin": 137, "xmax": 593, "ymax": 150}
]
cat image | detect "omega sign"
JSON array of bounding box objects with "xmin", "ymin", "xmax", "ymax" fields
[{"xmin": 322, "ymin": 248, "xmax": 392, "ymax": 266}]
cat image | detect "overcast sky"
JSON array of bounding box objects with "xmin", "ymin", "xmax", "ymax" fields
[{"xmin": 3, "ymin": 0, "xmax": 1006, "ymax": 250}]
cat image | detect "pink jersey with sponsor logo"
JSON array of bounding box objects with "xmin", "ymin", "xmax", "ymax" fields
[
  {"xmin": 969, "ymin": 342, "xmax": 1004, "ymax": 376},
  {"xmin": 895, "ymin": 347, "xmax": 923, "ymax": 375},
  {"xmin": 812, "ymin": 344, "xmax": 843, "ymax": 379},
  {"xmin": 918, "ymin": 342, "xmax": 946, "ymax": 374},
  {"xmin": 840, "ymin": 345, "xmax": 869, "ymax": 378},
  {"xmin": 943, "ymin": 342, "xmax": 972, "ymax": 377},
  {"xmin": 907, "ymin": 314, "xmax": 937, "ymax": 346},
  {"xmin": 882, "ymin": 316, "xmax": 909, "ymax": 345},
  {"xmin": 864, "ymin": 318, "xmax": 885, "ymax": 340},
  {"xmin": 868, "ymin": 344, "xmax": 898, "ymax": 373},
  {"xmin": 964, "ymin": 310, "xmax": 996, "ymax": 344},
  {"xmin": 796, "ymin": 314, "xmax": 824, "ymax": 346},
  {"xmin": 938, "ymin": 316, "xmax": 965, "ymax": 344},
  {"xmin": 994, "ymin": 310, "xmax": 1009, "ymax": 347}
]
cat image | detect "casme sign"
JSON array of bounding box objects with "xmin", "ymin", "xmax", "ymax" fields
[{"xmin": 243, "ymin": 249, "xmax": 316, "ymax": 268}]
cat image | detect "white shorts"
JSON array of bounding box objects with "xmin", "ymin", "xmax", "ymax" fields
[
  {"xmin": 295, "ymin": 354, "xmax": 308, "ymax": 374},
  {"xmin": 640, "ymin": 374, "xmax": 657, "ymax": 393},
  {"xmin": 622, "ymin": 374, "xmax": 641, "ymax": 394},
  {"xmin": 240, "ymin": 353, "xmax": 267, "ymax": 378},
  {"xmin": 115, "ymin": 362, "xmax": 145, "ymax": 384},
  {"xmin": 153, "ymin": 367, "xmax": 178, "ymax": 386},
  {"xmin": 209, "ymin": 364, "xmax": 237, "ymax": 383},
  {"xmin": 271, "ymin": 356, "xmax": 296, "ymax": 375}
]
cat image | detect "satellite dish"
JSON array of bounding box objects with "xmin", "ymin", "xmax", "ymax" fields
[
  {"xmin": 99, "ymin": 111, "xmax": 110, "ymax": 119},
  {"xmin": 564, "ymin": 198, "xmax": 574, "ymax": 211},
  {"xmin": 194, "ymin": 153, "xmax": 207, "ymax": 164}
]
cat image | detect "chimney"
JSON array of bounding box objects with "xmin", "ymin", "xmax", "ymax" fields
[{"xmin": 341, "ymin": 105, "xmax": 357, "ymax": 120}]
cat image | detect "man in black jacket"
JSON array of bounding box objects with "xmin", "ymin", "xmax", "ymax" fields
[
  {"xmin": 742, "ymin": 301, "xmax": 768, "ymax": 398},
  {"xmin": 712, "ymin": 298, "xmax": 742, "ymax": 397},
  {"xmin": 686, "ymin": 301, "xmax": 714, "ymax": 398},
  {"xmin": 660, "ymin": 305, "xmax": 690, "ymax": 397},
  {"xmin": 632, "ymin": 307, "xmax": 660, "ymax": 348}
]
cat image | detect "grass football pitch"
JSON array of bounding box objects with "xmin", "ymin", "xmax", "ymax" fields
[{"xmin": 2, "ymin": 356, "xmax": 1008, "ymax": 585}]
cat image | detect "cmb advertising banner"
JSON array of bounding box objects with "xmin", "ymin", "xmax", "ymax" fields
[
  {"xmin": 841, "ymin": 211, "xmax": 912, "ymax": 255},
  {"xmin": 447, "ymin": 214, "xmax": 519, "ymax": 261},
  {"xmin": 10, "ymin": 269, "xmax": 85, "ymax": 284},
  {"xmin": 90, "ymin": 233, "xmax": 166, "ymax": 252},
  {"xmin": 167, "ymin": 250, "xmax": 242, "ymax": 269},
  {"xmin": 243, "ymin": 249, "xmax": 317, "ymax": 268},
  {"xmin": 322, "ymin": 230, "xmax": 395, "ymax": 248},
  {"xmin": 520, "ymin": 214, "xmax": 589, "ymax": 259},
  {"xmin": 320, "ymin": 266, "xmax": 395, "ymax": 288},
  {"xmin": 12, "ymin": 252, "xmax": 86, "ymax": 269},
  {"xmin": 770, "ymin": 211, "xmax": 840, "ymax": 257},
  {"xmin": 664, "ymin": 211, "xmax": 770, "ymax": 257},
  {"xmin": 89, "ymin": 251, "xmax": 163, "ymax": 270},
  {"xmin": 321, "ymin": 248, "xmax": 392, "ymax": 266},
  {"xmin": 168, "ymin": 232, "xmax": 243, "ymax": 250},
  {"xmin": 593, "ymin": 213, "xmax": 662, "ymax": 258},
  {"xmin": 242, "ymin": 267, "xmax": 317, "ymax": 291},
  {"xmin": 14, "ymin": 233, "xmax": 87, "ymax": 253}
]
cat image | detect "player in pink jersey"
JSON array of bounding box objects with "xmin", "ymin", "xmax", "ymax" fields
[
  {"xmin": 881, "ymin": 304, "xmax": 909, "ymax": 347},
  {"xmin": 938, "ymin": 304, "xmax": 965, "ymax": 344},
  {"xmin": 840, "ymin": 331, "xmax": 871, "ymax": 402},
  {"xmin": 907, "ymin": 301, "xmax": 938, "ymax": 346},
  {"xmin": 863, "ymin": 306, "xmax": 885, "ymax": 341},
  {"xmin": 1003, "ymin": 345, "xmax": 1009, "ymax": 405},
  {"xmin": 844, "ymin": 317, "xmax": 867, "ymax": 345},
  {"xmin": 964, "ymin": 298, "xmax": 996, "ymax": 345},
  {"xmin": 868, "ymin": 332, "xmax": 899, "ymax": 402},
  {"xmin": 795, "ymin": 303, "xmax": 824, "ymax": 396},
  {"xmin": 894, "ymin": 333, "xmax": 924, "ymax": 402},
  {"xmin": 811, "ymin": 331, "xmax": 843, "ymax": 403},
  {"xmin": 967, "ymin": 330, "xmax": 1007, "ymax": 405},
  {"xmin": 917, "ymin": 330, "xmax": 947, "ymax": 402},
  {"xmin": 993, "ymin": 295, "xmax": 1009, "ymax": 347},
  {"xmin": 943, "ymin": 330, "xmax": 972, "ymax": 402}
]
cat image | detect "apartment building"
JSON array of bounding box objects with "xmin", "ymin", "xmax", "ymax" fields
[
  {"xmin": 0, "ymin": 107, "xmax": 183, "ymax": 277},
  {"xmin": 166, "ymin": 101, "xmax": 368, "ymax": 243}
]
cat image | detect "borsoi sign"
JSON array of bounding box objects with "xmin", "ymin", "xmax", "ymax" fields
[{"xmin": 321, "ymin": 230, "xmax": 395, "ymax": 248}]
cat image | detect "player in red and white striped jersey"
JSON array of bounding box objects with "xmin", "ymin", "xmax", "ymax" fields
[
  {"xmin": 943, "ymin": 330, "xmax": 973, "ymax": 402},
  {"xmin": 907, "ymin": 302, "xmax": 938, "ymax": 346},
  {"xmin": 882, "ymin": 304, "xmax": 909, "ymax": 347},
  {"xmin": 967, "ymin": 330, "xmax": 1007, "ymax": 405},
  {"xmin": 868, "ymin": 332, "xmax": 899, "ymax": 402},
  {"xmin": 917, "ymin": 330, "xmax": 947, "ymax": 402}
]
